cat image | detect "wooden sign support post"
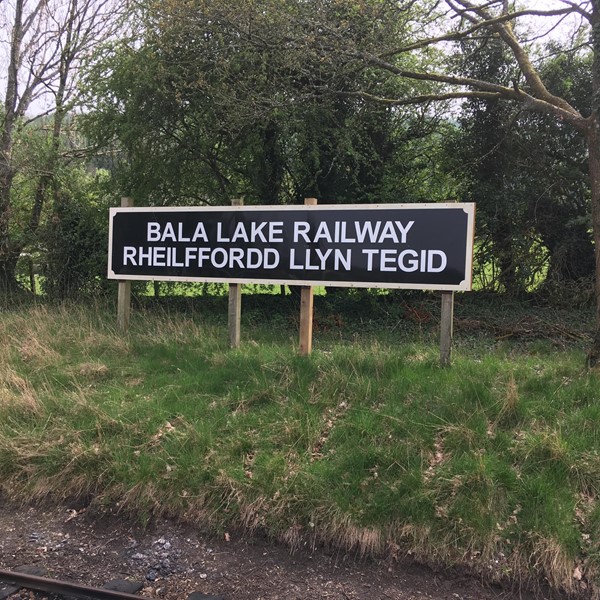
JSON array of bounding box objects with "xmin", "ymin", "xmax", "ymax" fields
[
  {"xmin": 440, "ymin": 291, "xmax": 454, "ymax": 367},
  {"xmin": 117, "ymin": 197, "xmax": 133, "ymax": 332},
  {"xmin": 299, "ymin": 198, "xmax": 317, "ymax": 356},
  {"xmin": 228, "ymin": 198, "xmax": 243, "ymax": 348}
]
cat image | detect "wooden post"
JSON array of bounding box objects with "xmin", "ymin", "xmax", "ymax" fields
[
  {"xmin": 299, "ymin": 197, "xmax": 317, "ymax": 356},
  {"xmin": 117, "ymin": 197, "xmax": 133, "ymax": 332},
  {"xmin": 228, "ymin": 198, "xmax": 243, "ymax": 348},
  {"xmin": 440, "ymin": 291, "xmax": 454, "ymax": 367}
]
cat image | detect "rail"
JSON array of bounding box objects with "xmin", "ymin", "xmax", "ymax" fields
[{"xmin": 0, "ymin": 567, "xmax": 217, "ymax": 600}]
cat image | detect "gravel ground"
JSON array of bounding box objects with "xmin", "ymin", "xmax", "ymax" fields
[{"xmin": 0, "ymin": 500, "xmax": 537, "ymax": 600}]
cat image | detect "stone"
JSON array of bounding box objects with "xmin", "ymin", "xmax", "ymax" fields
[{"xmin": 102, "ymin": 579, "xmax": 145, "ymax": 594}]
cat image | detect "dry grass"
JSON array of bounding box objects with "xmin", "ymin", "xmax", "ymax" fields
[
  {"xmin": 529, "ymin": 535, "xmax": 582, "ymax": 597},
  {"xmin": 337, "ymin": 522, "xmax": 384, "ymax": 557},
  {"xmin": 496, "ymin": 372, "xmax": 520, "ymax": 424},
  {"xmin": 16, "ymin": 335, "xmax": 61, "ymax": 367},
  {"xmin": 74, "ymin": 362, "xmax": 111, "ymax": 379},
  {"xmin": 0, "ymin": 365, "xmax": 41, "ymax": 414}
]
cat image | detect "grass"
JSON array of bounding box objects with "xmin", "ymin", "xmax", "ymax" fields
[{"xmin": 0, "ymin": 295, "xmax": 598, "ymax": 598}]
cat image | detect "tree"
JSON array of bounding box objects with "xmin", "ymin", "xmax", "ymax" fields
[
  {"xmin": 529, "ymin": 49, "xmax": 594, "ymax": 283},
  {"xmin": 0, "ymin": 0, "xmax": 125, "ymax": 294},
  {"xmin": 329, "ymin": 0, "xmax": 600, "ymax": 363},
  {"xmin": 444, "ymin": 36, "xmax": 593, "ymax": 293},
  {"xmin": 41, "ymin": 166, "xmax": 113, "ymax": 299},
  {"xmin": 80, "ymin": 0, "xmax": 446, "ymax": 209}
]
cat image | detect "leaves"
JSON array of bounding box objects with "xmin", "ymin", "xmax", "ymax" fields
[{"xmin": 81, "ymin": 0, "xmax": 435, "ymax": 205}]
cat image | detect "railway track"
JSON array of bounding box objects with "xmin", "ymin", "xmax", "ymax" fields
[{"xmin": 0, "ymin": 566, "xmax": 223, "ymax": 600}]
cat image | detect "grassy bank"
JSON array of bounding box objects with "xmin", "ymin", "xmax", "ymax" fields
[{"xmin": 0, "ymin": 297, "xmax": 599, "ymax": 597}]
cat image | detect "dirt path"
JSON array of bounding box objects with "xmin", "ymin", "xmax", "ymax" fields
[{"xmin": 0, "ymin": 502, "xmax": 535, "ymax": 600}]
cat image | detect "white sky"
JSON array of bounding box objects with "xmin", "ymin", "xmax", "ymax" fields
[{"xmin": 517, "ymin": 0, "xmax": 591, "ymax": 44}]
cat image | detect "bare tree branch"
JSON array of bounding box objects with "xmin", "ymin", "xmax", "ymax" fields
[
  {"xmin": 557, "ymin": 0, "xmax": 593, "ymax": 20},
  {"xmin": 381, "ymin": 4, "xmax": 591, "ymax": 64},
  {"xmin": 354, "ymin": 49, "xmax": 587, "ymax": 127},
  {"xmin": 334, "ymin": 88, "xmax": 504, "ymax": 104},
  {"xmin": 470, "ymin": 1, "xmax": 582, "ymax": 113}
]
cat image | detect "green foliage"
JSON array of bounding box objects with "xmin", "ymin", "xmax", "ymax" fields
[
  {"xmin": 444, "ymin": 38, "xmax": 593, "ymax": 293},
  {"xmin": 41, "ymin": 169, "xmax": 114, "ymax": 300},
  {"xmin": 7, "ymin": 120, "xmax": 56, "ymax": 251},
  {"xmin": 80, "ymin": 0, "xmax": 449, "ymax": 206}
]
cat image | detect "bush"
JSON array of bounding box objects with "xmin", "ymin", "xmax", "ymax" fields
[{"xmin": 41, "ymin": 169, "xmax": 114, "ymax": 300}]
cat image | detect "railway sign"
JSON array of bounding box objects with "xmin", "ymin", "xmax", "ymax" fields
[{"xmin": 108, "ymin": 203, "xmax": 475, "ymax": 291}]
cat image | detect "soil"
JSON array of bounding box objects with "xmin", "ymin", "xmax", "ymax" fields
[{"xmin": 0, "ymin": 501, "xmax": 537, "ymax": 600}]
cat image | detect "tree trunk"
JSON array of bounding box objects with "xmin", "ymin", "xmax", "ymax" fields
[
  {"xmin": 0, "ymin": 0, "xmax": 25, "ymax": 294},
  {"xmin": 0, "ymin": 165, "xmax": 19, "ymax": 293},
  {"xmin": 586, "ymin": 118, "xmax": 600, "ymax": 366},
  {"xmin": 0, "ymin": 243, "xmax": 21, "ymax": 294},
  {"xmin": 586, "ymin": 3, "xmax": 600, "ymax": 366}
]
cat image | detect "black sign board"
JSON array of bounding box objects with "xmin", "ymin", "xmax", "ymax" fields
[{"xmin": 108, "ymin": 203, "xmax": 475, "ymax": 291}]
